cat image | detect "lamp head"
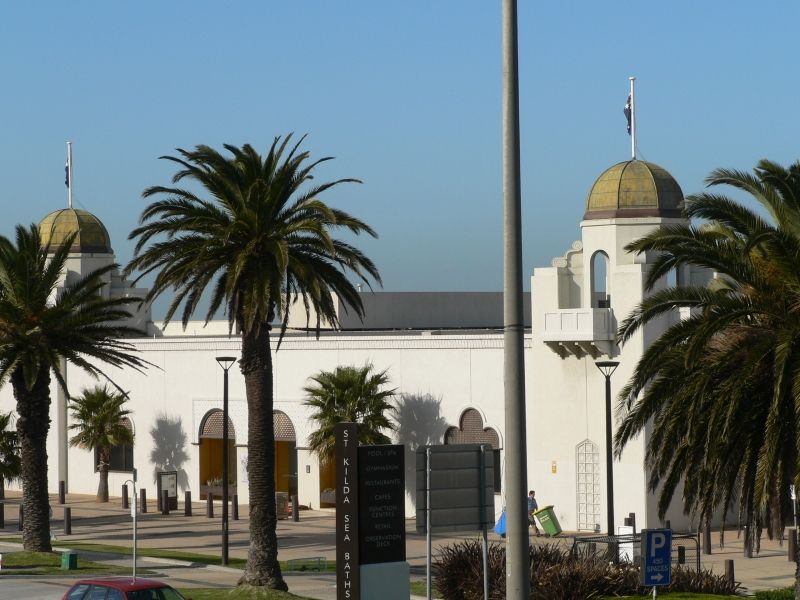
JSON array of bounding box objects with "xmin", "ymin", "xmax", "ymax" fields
[
  {"xmin": 595, "ymin": 360, "xmax": 620, "ymax": 378},
  {"xmin": 216, "ymin": 356, "xmax": 237, "ymax": 371}
]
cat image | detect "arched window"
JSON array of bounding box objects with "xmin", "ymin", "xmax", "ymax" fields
[
  {"xmin": 445, "ymin": 408, "xmax": 502, "ymax": 492},
  {"xmin": 591, "ymin": 251, "xmax": 610, "ymax": 308},
  {"xmin": 199, "ymin": 409, "xmax": 236, "ymax": 439},
  {"xmin": 273, "ymin": 411, "xmax": 296, "ymax": 441},
  {"xmin": 95, "ymin": 417, "xmax": 134, "ymax": 472}
]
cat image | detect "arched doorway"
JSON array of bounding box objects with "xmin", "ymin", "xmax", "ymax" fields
[
  {"xmin": 445, "ymin": 408, "xmax": 502, "ymax": 492},
  {"xmin": 198, "ymin": 409, "xmax": 237, "ymax": 500},
  {"xmin": 273, "ymin": 411, "xmax": 297, "ymax": 497}
]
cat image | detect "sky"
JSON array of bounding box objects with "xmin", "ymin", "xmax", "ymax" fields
[{"xmin": 1, "ymin": 2, "xmax": 797, "ymax": 317}]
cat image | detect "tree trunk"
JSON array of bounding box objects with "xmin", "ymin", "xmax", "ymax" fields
[
  {"xmin": 238, "ymin": 324, "xmax": 287, "ymax": 590},
  {"xmin": 12, "ymin": 367, "xmax": 52, "ymax": 552},
  {"xmin": 97, "ymin": 449, "xmax": 110, "ymax": 502}
]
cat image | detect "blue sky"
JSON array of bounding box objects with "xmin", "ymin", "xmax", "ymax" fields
[{"xmin": 1, "ymin": 2, "xmax": 797, "ymax": 316}]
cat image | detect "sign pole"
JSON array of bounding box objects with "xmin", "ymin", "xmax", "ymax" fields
[
  {"xmin": 479, "ymin": 445, "xmax": 488, "ymax": 600},
  {"xmin": 426, "ymin": 446, "xmax": 432, "ymax": 600},
  {"xmin": 124, "ymin": 468, "xmax": 138, "ymax": 582}
]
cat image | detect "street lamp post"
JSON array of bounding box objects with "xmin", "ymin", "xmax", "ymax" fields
[
  {"xmin": 595, "ymin": 360, "xmax": 619, "ymax": 536},
  {"xmin": 216, "ymin": 356, "xmax": 237, "ymax": 566}
]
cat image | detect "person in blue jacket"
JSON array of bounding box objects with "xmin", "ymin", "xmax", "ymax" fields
[{"xmin": 528, "ymin": 490, "xmax": 540, "ymax": 535}]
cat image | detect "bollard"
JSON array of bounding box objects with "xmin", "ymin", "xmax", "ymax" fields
[
  {"xmin": 292, "ymin": 494, "xmax": 299, "ymax": 522},
  {"xmin": 140, "ymin": 488, "xmax": 147, "ymax": 513},
  {"xmin": 185, "ymin": 491, "xmax": 192, "ymax": 517},
  {"xmin": 789, "ymin": 528, "xmax": 797, "ymax": 562},
  {"xmin": 232, "ymin": 494, "xmax": 239, "ymax": 521},
  {"xmin": 64, "ymin": 507, "xmax": 72, "ymax": 535},
  {"xmin": 122, "ymin": 484, "xmax": 129, "ymax": 510},
  {"xmin": 703, "ymin": 522, "xmax": 712, "ymax": 555},
  {"xmin": 628, "ymin": 512, "xmax": 636, "ymax": 533},
  {"xmin": 58, "ymin": 480, "xmax": 65, "ymax": 504},
  {"xmin": 18, "ymin": 504, "xmax": 23, "ymax": 532},
  {"xmin": 0, "ymin": 502, "xmax": 4, "ymax": 529},
  {"xmin": 161, "ymin": 491, "xmax": 170, "ymax": 515},
  {"xmin": 724, "ymin": 559, "xmax": 735, "ymax": 585},
  {"xmin": 678, "ymin": 545, "xmax": 686, "ymax": 564},
  {"xmin": 206, "ymin": 493, "xmax": 214, "ymax": 518}
]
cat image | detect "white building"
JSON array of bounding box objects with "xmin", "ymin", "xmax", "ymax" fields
[{"xmin": 1, "ymin": 158, "xmax": 708, "ymax": 533}]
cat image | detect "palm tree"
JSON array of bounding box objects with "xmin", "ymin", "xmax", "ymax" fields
[
  {"xmin": 303, "ymin": 364, "xmax": 397, "ymax": 463},
  {"xmin": 126, "ymin": 136, "xmax": 380, "ymax": 589},
  {"xmin": 0, "ymin": 224, "xmax": 148, "ymax": 551},
  {"xmin": 614, "ymin": 160, "xmax": 800, "ymax": 574},
  {"xmin": 69, "ymin": 385, "xmax": 134, "ymax": 502},
  {"xmin": 0, "ymin": 411, "xmax": 21, "ymax": 490}
]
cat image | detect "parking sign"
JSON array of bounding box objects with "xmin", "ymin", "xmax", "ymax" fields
[{"xmin": 641, "ymin": 528, "xmax": 672, "ymax": 586}]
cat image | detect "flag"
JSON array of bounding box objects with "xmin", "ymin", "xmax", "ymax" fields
[
  {"xmin": 65, "ymin": 161, "xmax": 69, "ymax": 188},
  {"xmin": 624, "ymin": 94, "xmax": 632, "ymax": 135}
]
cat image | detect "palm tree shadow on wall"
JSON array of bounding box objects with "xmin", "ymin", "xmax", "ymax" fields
[
  {"xmin": 150, "ymin": 414, "xmax": 190, "ymax": 491},
  {"xmin": 393, "ymin": 393, "xmax": 449, "ymax": 507}
]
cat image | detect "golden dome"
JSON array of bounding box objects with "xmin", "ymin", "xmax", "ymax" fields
[
  {"xmin": 584, "ymin": 160, "xmax": 684, "ymax": 220},
  {"xmin": 38, "ymin": 208, "xmax": 113, "ymax": 254}
]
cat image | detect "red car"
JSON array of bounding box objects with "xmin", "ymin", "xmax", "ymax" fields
[{"xmin": 62, "ymin": 577, "xmax": 187, "ymax": 600}]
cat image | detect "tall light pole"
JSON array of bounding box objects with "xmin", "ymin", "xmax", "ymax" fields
[
  {"xmin": 501, "ymin": 0, "xmax": 529, "ymax": 597},
  {"xmin": 216, "ymin": 356, "xmax": 237, "ymax": 566},
  {"xmin": 595, "ymin": 360, "xmax": 619, "ymax": 536}
]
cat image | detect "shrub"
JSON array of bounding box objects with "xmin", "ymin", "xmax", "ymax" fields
[
  {"xmin": 432, "ymin": 540, "xmax": 743, "ymax": 599},
  {"xmin": 667, "ymin": 565, "xmax": 742, "ymax": 595},
  {"xmin": 754, "ymin": 589, "xmax": 794, "ymax": 600}
]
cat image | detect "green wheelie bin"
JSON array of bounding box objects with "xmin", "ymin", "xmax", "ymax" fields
[{"xmin": 533, "ymin": 505, "xmax": 562, "ymax": 536}]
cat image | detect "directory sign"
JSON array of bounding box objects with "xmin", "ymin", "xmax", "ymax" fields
[
  {"xmin": 358, "ymin": 445, "xmax": 405, "ymax": 564},
  {"xmin": 641, "ymin": 528, "xmax": 672, "ymax": 586}
]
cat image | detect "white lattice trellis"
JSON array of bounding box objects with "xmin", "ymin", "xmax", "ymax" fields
[{"xmin": 576, "ymin": 439, "xmax": 601, "ymax": 532}]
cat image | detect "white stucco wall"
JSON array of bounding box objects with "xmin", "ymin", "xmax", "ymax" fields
[{"xmin": 1, "ymin": 332, "xmax": 512, "ymax": 520}]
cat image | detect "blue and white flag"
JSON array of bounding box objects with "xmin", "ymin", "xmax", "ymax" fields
[
  {"xmin": 624, "ymin": 94, "xmax": 632, "ymax": 135},
  {"xmin": 65, "ymin": 161, "xmax": 69, "ymax": 187}
]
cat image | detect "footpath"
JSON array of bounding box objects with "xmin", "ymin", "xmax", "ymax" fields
[{"xmin": 0, "ymin": 492, "xmax": 798, "ymax": 598}]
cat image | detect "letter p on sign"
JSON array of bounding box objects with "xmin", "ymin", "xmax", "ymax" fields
[{"xmin": 650, "ymin": 532, "xmax": 667, "ymax": 557}]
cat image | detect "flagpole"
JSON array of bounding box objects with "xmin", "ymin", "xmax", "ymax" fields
[
  {"xmin": 629, "ymin": 77, "xmax": 636, "ymax": 160},
  {"xmin": 66, "ymin": 141, "xmax": 73, "ymax": 208}
]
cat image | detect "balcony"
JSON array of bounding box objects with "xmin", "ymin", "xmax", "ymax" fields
[{"xmin": 541, "ymin": 308, "xmax": 615, "ymax": 358}]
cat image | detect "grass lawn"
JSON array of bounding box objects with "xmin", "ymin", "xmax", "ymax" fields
[
  {"xmin": 410, "ymin": 579, "xmax": 440, "ymax": 597},
  {"xmin": 176, "ymin": 586, "xmax": 318, "ymax": 600},
  {"xmin": 1, "ymin": 536, "xmax": 334, "ymax": 572},
  {"xmin": 0, "ymin": 551, "xmax": 146, "ymax": 576}
]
